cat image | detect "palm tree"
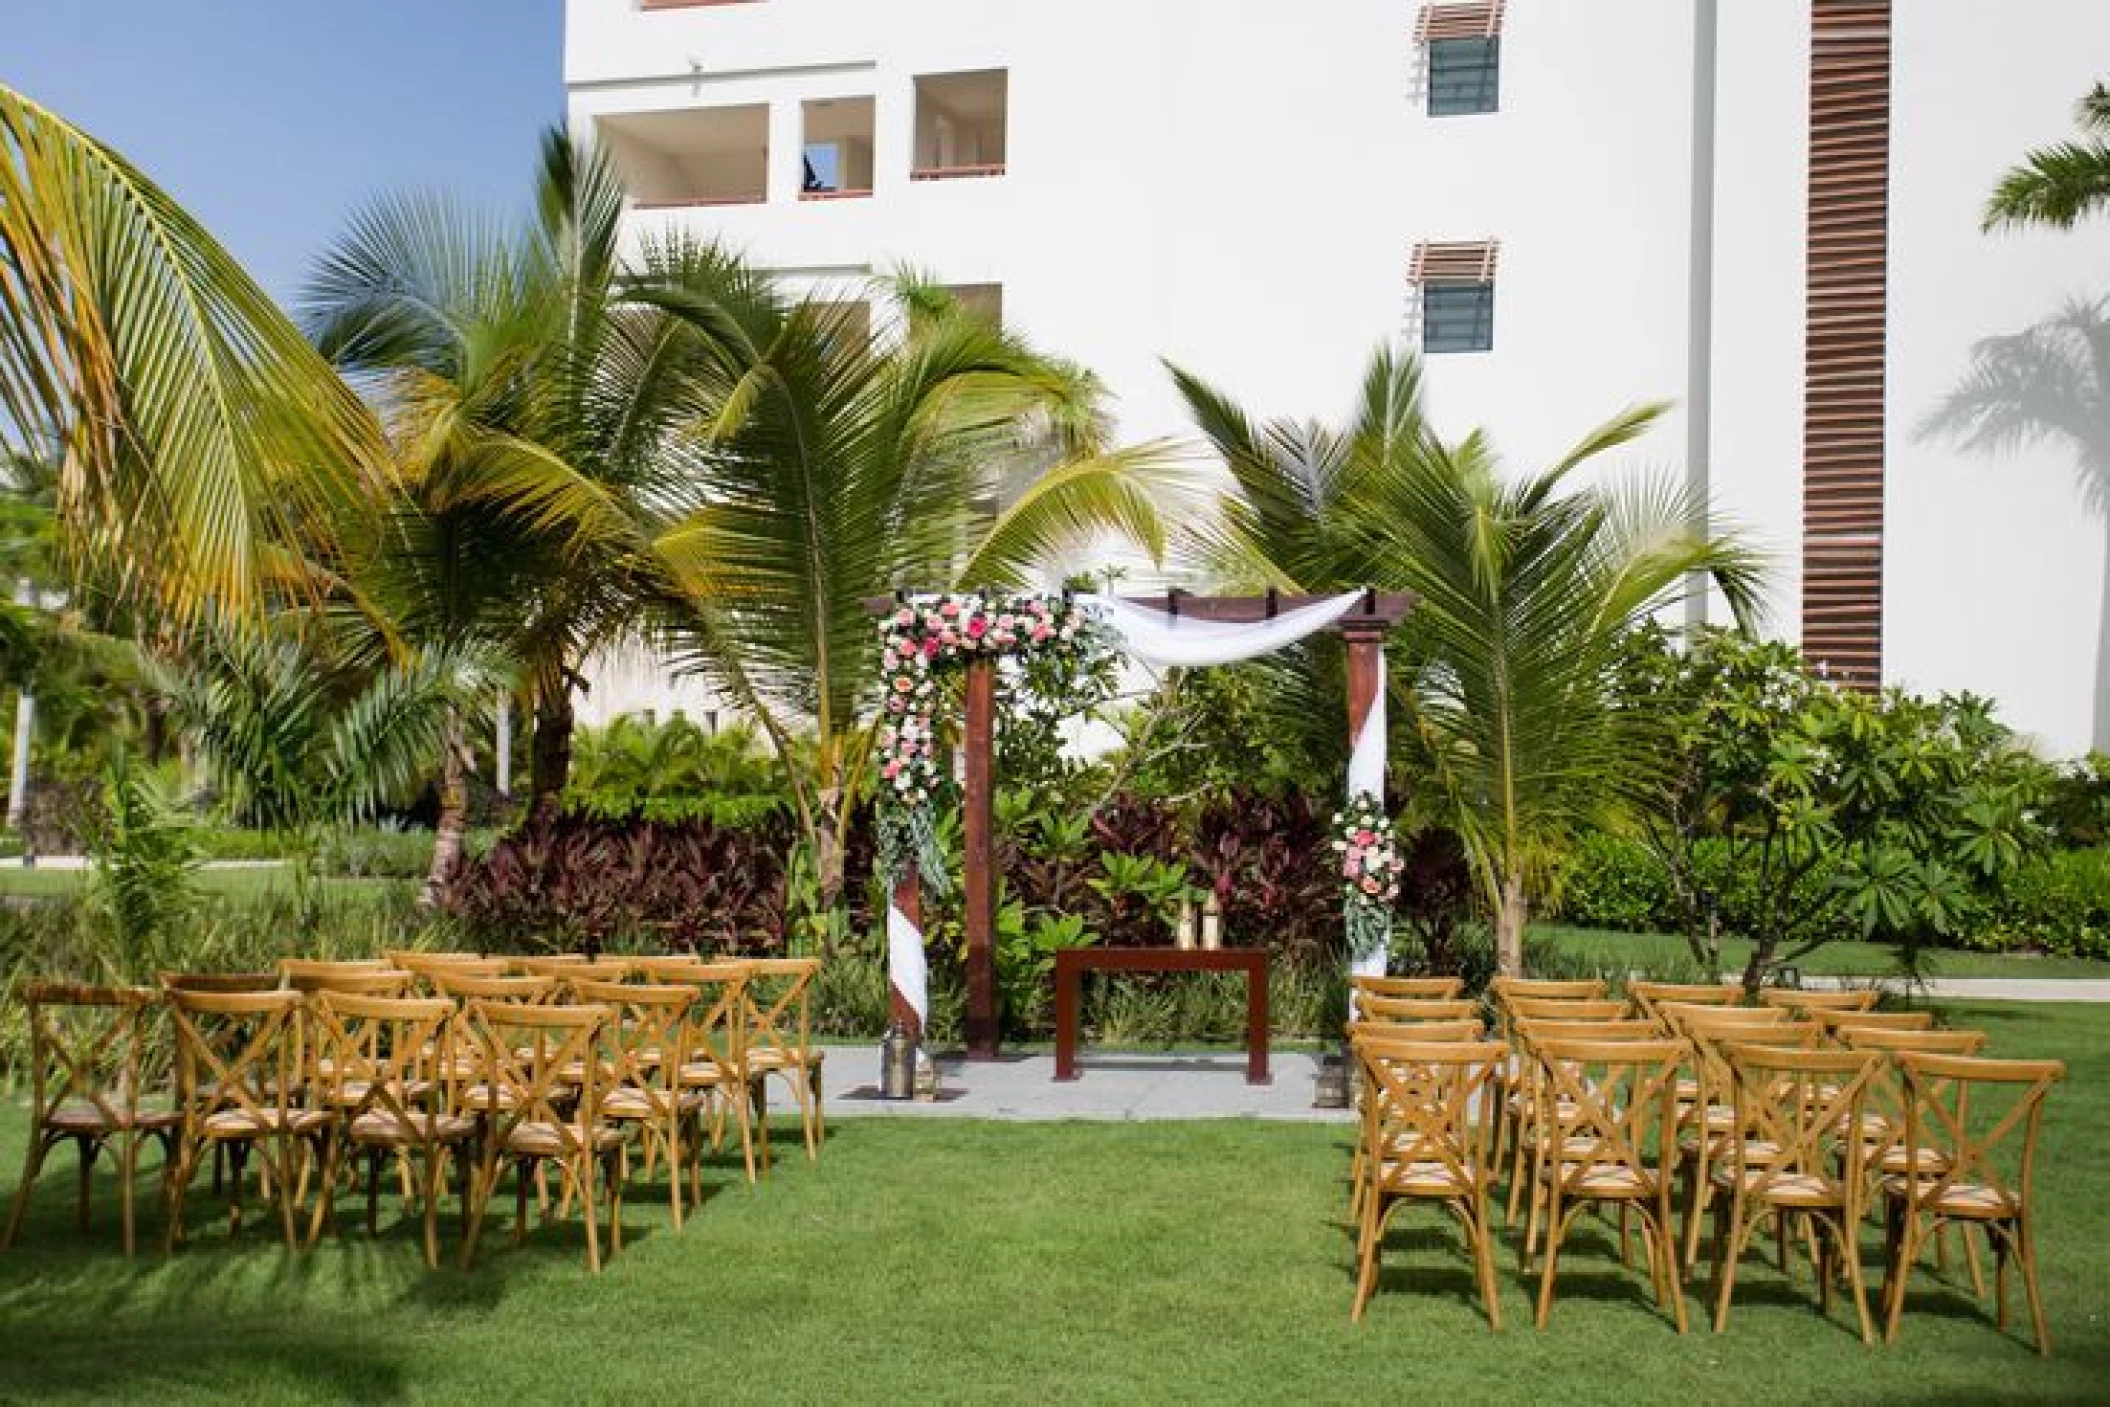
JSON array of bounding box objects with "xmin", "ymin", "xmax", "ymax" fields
[
  {"xmin": 0, "ymin": 85, "xmax": 383, "ymax": 620},
  {"xmin": 1177, "ymin": 348, "xmax": 1765, "ymax": 973},
  {"xmin": 648, "ymin": 268, "xmax": 1186, "ymax": 902},
  {"xmin": 1984, "ymin": 81, "xmax": 2110, "ymax": 231},
  {"xmin": 305, "ymin": 132, "xmax": 703, "ymax": 845}
]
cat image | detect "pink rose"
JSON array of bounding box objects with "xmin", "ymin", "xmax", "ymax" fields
[
  {"xmin": 894, "ymin": 608, "xmax": 914, "ymax": 626},
  {"xmin": 939, "ymin": 601, "xmax": 960, "ymax": 618},
  {"xmin": 923, "ymin": 639, "xmax": 940, "ymax": 658},
  {"xmin": 882, "ymin": 760, "xmax": 901, "ymax": 779},
  {"xmin": 1032, "ymin": 625, "xmax": 1052, "ymax": 642},
  {"xmin": 967, "ymin": 618, "xmax": 987, "ymax": 638},
  {"xmin": 894, "ymin": 677, "xmax": 914, "ymax": 692},
  {"xmin": 1360, "ymin": 877, "xmax": 1381, "ymax": 896},
  {"xmin": 1354, "ymin": 829, "xmax": 1376, "ymax": 845}
]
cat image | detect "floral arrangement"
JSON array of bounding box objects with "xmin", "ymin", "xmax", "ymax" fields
[
  {"xmin": 1332, "ymin": 791, "xmax": 1403, "ymax": 960},
  {"xmin": 874, "ymin": 592, "xmax": 1104, "ymax": 890}
]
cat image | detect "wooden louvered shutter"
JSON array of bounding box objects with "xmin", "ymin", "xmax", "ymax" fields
[
  {"xmin": 1415, "ymin": 2, "xmax": 1505, "ymax": 44},
  {"xmin": 1801, "ymin": 0, "xmax": 1891, "ymax": 688}
]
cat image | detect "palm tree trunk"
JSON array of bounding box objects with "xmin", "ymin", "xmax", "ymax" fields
[
  {"xmin": 420, "ymin": 706, "xmax": 470, "ymax": 910},
  {"xmin": 1495, "ymin": 872, "xmax": 1529, "ymax": 976},
  {"xmin": 527, "ymin": 684, "xmax": 574, "ymax": 834}
]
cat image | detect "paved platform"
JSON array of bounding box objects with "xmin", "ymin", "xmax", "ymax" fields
[
  {"xmin": 827, "ymin": 1050, "xmax": 1351, "ymax": 1123},
  {"xmin": 1800, "ymin": 975, "xmax": 2110, "ymax": 1002}
]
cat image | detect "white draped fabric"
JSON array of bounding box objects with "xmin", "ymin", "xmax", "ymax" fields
[{"xmin": 886, "ymin": 589, "xmax": 1389, "ymax": 1029}]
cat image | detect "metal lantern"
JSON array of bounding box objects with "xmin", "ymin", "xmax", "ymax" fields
[
  {"xmin": 879, "ymin": 1023, "xmax": 917, "ymax": 1100},
  {"xmin": 1314, "ymin": 1048, "xmax": 1352, "ymax": 1109}
]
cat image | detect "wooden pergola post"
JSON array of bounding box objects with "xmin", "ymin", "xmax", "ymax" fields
[
  {"xmin": 889, "ymin": 867, "xmax": 923, "ymax": 1045},
  {"xmin": 962, "ymin": 657, "xmax": 999, "ymax": 1058},
  {"xmin": 1342, "ymin": 616, "xmax": 1388, "ymax": 789}
]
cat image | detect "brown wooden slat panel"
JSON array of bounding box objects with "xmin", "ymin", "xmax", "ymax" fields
[
  {"xmin": 1415, "ymin": 1, "xmax": 1504, "ymax": 43},
  {"xmin": 1801, "ymin": 0, "xmax": 1891, "ymax": 689},
  {"xmin": 1409, "ymin": 239, "xmax": 1500, "ymax": 284}
]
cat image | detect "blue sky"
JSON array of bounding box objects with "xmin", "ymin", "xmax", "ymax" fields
[{"xmin": 3, "ymin": 1, "xmax": 564, "ymax": 306}]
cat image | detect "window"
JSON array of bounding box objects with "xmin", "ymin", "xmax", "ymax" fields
[
  {"xmin": 913, "ymin": 70, "xmax": 1008, "ymax": 180},
  {"xmin": 1428, "ymin": 38, "xmax": 1500, "ymax": 116},
  {"xmin": 802, "ymin": 97, "xmax": 876, "ymax": 199},
  {"xmin": 596, "ymin": 105, "xmax": 769, "ymax": 208},
  {"xmin": 1422, "ymin": 283, "xmax": 1494, "ymax": 353},
  {"xmin": 1410, "ymin": 240, "xmax": 1499, "ymax": 354},
  {"xmin": 1416, "ymin": 2, "xmax": 1504, "ymax": 116}
]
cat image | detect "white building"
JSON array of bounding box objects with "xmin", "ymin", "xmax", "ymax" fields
[{"xmin": 565, "ymin": 0, "xmax": 2110, "ymax": 756}]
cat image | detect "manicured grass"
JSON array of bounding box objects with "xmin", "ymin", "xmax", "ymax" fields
[
  {"xmin": 0, "ymin": 1000, "xmax": 2101, "ymax": 1403},
  {"xmin": 1536, "ymin": 923, "xmax": 2110, "ymax": 980},
  {"xmin": 0, "ymin": 866, "xmax": 411, "ymax": 902}
]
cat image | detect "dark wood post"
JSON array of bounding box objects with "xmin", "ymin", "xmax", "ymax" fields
[
  {"xmin": 890, "ymin": 867, "xmax": 923, "ymax": 1045},
  {"xmin": 1341, "ymin": 617, "xmax": 1388, "ymax": 770},
  {"xmin": 962, "ymin": 657, "xmax": 998, "ymax": 1058}
]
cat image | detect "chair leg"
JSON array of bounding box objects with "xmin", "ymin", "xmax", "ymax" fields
[
  {"xmin": 305, "ymin": 1130, "xmax": 344, "ymax": 1248},
  {"xmin": 2017, "ymin": 1216, "xmax": 2052, "ymax": 1356},
  {"xmin": 1841, "ymin": 1218, "xmax": 1875, "ymax": 1347},
  {"xmin": 164, "ymin": 1139, "xmax": 200, "ymax": 1253},
  {"xmin": 1883, "ymin": 1212, "xmax": 1920, "ymax": 1344},
  {"xmin": 579, "ymin": 1156, "xmax": 600, "ymax": 1274},
  {"xmin": 666, "ymin": 1121, "xmax": 684, "ymax": 1233},
  {"xmin": 421, "ymin": 1149, "xmax": 444, "ymax": 1271},
  {"xmin": 1351, "ymin": 1195, "xmax": 1386, "ymax": 1322},
  {"xmin": 118, "ymin": 1133, "xmax": 138, "ymax": 1259},
  {"xmin": 1471, "ymin": 1197, "xmax": 1503, "ymax": 1332},
  {"xmin": 1993, "ymin": 1223, "xmax": 2012, "ymax": 1331},
  {"xmin": 1534, "ymin": 1203, "xmax": 1570, "ymax": 1330},
  {"xmin": 1713, "ymin": 1198, "xmax": 1749, "ymax": 1335},
  {"xmin": 73, "ymin": 1135, "xmax": 96, "ymax": 1234},
  {"xmin": 1656, "ymin": 1205, "xmax": 1687, "ymax": 1335},
  {"xmin": 272, "ymin": 1137, "xmax": 300, "ymax": 1251},
  {"xmin": 3, "ymin": 1131, "xmax": 52, "ymax": 1250}
]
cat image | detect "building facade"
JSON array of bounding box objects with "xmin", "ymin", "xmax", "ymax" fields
[{"xmin": 565, "ymin": 0, "xmax": 2110, "ymax": 756}]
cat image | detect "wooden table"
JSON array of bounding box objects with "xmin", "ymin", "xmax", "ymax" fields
[{"xmin": 1053, "ymin": 948, "xmax": 1270, "ymax": 1085}]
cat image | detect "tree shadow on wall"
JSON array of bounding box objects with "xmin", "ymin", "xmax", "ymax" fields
[{"xmin": 1917, "ymin": 295, "xmax": 2110, "ymax": 751}]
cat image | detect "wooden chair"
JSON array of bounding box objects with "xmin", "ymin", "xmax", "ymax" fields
[
  {"xmin": 1758, "ymin": 987, "xmax": 1881, "ymax": 1015},
  {"xmin": 1880, "ymin": 1053, "xmax": 2064, "ymax": 1354},
  {"xmin": 635, "ymin": 961, "xmax": 760, "ymax": 1183},
  {"xmin": 1344, "ymin": 1018, "xmax": 1482, "ymax": 1219},
  {"xmin": 303, "ymin": 992, "xmax": 472, "ymax": 1267},
  {"xmin": 737, "ymin": 958, "xmax": 825, "ymax": 1165},
  {"xmin": 1350, "ymin": 975, "xmax": 1464, "ymax": 1001},
  {"xmin": 570, "ymin": 978, "xmax": 705, "ymax": 1230},
  {"xmin": 515, "ymin": 955, "xmax": 592, "ymax": 979},
  {"xmin": 158, "ymin": 971, "xmax": 278, "ymax": 994},
  {"xmin": 558, "ymin": 959, "xmax": 638, "ymax": 993},
  {"xmin": 1506, "ymin": 996, "xmax": 1627, "ymax": 1024},
  {"xmin": 1841, "ymin": 1026, "xmax": 1992, "ymax": 1295},
  {"xmin": 458, "ymin": 1001, "xmax": 626, "ymax": 1272},
  {"xmin": 1505, "ymin": 1017, "xmax": 1667, "ymax": 1232},
  {"xmin": 1628, "ymin": 981, "xmax": 1741, "ymax": 1023},
  {"xmin": 2, "ymin": 983, "xmax": 176, "ymax": 1257},
  {"xmin": 386, "ymin": 952, "xmax": 512, "ymax": 990},
  {"xmin": 1349, "ymin": 1036, "xmax": 1507, "ymax": 1328},
  {"xmin": 1487, "ymin": 977, "xmax": 1608, "ymax": 1183},
  {"xmin": 163, "ymin": 988, "xmax": 326, "ymax": 1251},
  {"xmin": 1491, "ymin": 976, "xmax": 1607, "ymax": 1005},
  {"xmin": 1708, "ymin": 1043, "xmax": 1884, "ymax": 1342},
  {"xmin": 1673, "ymin": 1010, "xmax": 1816, "ymax": 1270},
  {"xmin": 277, "ymin": 958, "xmax": 395, "ymax": 992},
  {"xmin": 1354, "ymin": 995, "xmax": 1478, "ymax": 1027},
  {"xmin": 1814, "ymin": 1008, "xmax": 1936, "ymax": 1040},
  {"xmin": 1521, "ymin": 1036, "xmax": 1690, "ymax": 1332}
]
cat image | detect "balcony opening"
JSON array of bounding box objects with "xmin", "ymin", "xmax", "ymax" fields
[
  {"xmin": 596, "ymin": 105, "xmax": 770, "ymax": 209},
  {"xmin": 913, "ymin": 70, "xmax": 1008, "ymax": 181},
  {"xmin": 802, "ymin": 97, "xmax": 876, "ymax": 199}
]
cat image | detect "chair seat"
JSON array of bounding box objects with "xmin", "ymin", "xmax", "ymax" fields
[
  {"xmin": 1680, "ymin": 1132, "xmax": 1783, "ymax": 1163},
  {"xmin": 321, "ymin": 1078, "xmax": 436, "ymax": 1108},
  {"xmin": 500, "ymin": 1120, "xmax": 626, "ymax": 1157},
  {"xmin": 349, "ymin": 1110, "xmax": 476, "ymax": 1146},
  {"xmin": 1375, "ymin": 1157, "xmax": 1486, "ymax": 1197},
  {"xmin": 1709, "ymin": 1167, "xmax": 1844, "ymax": 1207},
  {"xmin": 44, "ymin": 1101, "xmax": 180, "ymax": 1136},
  {"xmin": 747, "ymin": 1045, "xmax": 821, "ymax": 1073},
  {"xmin": 677, "ymin": 1059, "xmax": 737, "ymax": 1088},
  {"xmin": 1560, "ymin": 1163, "xmax": 1662, "ymax": 1199},
  {"xmin": 202, "ymin": 1107, "xmax": 333, "ymax": 1139},
  {"xmin": 1878, "ymin": 1146, "xmax": 1955, "ymax": 1176},
  {"xmin": 602, "ymin": 1087, "xmax": 710, "ymax": 1119},
  {"xmin": 1882, "ymin": 1177, "xmax": 2020, "ymax": 1219}
]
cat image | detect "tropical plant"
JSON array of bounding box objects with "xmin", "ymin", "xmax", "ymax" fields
[
  {"xmin": 647, "ymin": 269, "xmax": 1187, "ymax": 908},
  {"xmin": 565, "ymin": 713, "xmax": 787, "ymax": 827},
  {"xmin": 86, "ymin": 749, "xmax": 199, "ymax": 972},
  {"xmin": 1984, "ymin": 80, "xmax": 2110, "ymax": 231},
  {"xmin": 1615, "ymin": 625, "xmax": 2054, "ymax": 989},
  {"xmin": 1177, "ymin": 346, "xmax": 1766, "ymax": 973},
  {"xmin": 0, "ymin": 84, "xmax": 382, "ymax": 621},
  {"xmin": 152, "ymin": 628, "xmax": 479, "ymax": 915}
]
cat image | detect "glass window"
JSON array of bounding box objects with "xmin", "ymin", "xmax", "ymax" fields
[
  {"xmin": 1428, "ymin": 37, "xmax": 1499, "ymax": 116},
  {"xmin": 1423, "ymin": 282, "xmax": 1494, "ymax": 354}
]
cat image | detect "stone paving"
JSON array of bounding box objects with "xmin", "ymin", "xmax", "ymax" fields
[{"xmin": 828, "ymin": 1049, "xmax": 1351, "ymax": 1123}]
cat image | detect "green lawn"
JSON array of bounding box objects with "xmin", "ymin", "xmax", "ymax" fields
[
  {"xmin": 0, "ymin": 866, "xmax": 410, "ymax": 902},
  {"xmin": 0, "ymin": 1000, "xmax": 2101, "ymax": 1404},
  {"xmin": 1536, "ymin": 923, "xmax": 2110, "ymax": 981}
]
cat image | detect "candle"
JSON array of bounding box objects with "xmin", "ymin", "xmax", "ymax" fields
[
  {"xmin": 1175, "ymin": 899, "xmax": 1197, "ymax": 950},
  {"xmin": 1201, "ymin": 892, "xmax": 1223, "ymax": 950}
]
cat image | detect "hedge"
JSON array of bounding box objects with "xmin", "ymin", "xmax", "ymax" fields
[{"xmin": 1553, "ymin": 832, "xmax": 2110, "ymax": 961}]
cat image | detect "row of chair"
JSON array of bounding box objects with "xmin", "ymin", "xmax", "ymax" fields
[
  {"xmin": 1343, "ymin": 974, "xmax": 2065, "ymax": 1354},
  {"xmin": 1, "ymin": 952, "xmax": 826, "ymax": 1272}
]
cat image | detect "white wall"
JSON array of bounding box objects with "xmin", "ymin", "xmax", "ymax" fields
[{"xmin": 566, "ymin": 0, "xmax": 2110, "ymax": 755}]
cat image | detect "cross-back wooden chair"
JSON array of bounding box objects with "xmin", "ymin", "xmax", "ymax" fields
[
  {"xmin": 1349, "ymin": 1036, "xmax": 1507, "ymax": 1328},
  {"xmin": 1673, "ymin": 1010, "xmax": 1818, "ymax": 1270},
  {"xmin": 737, "ymin": 958, "xmax": 825, "ymax": 1165},
  {"xmin": 1521, "ymin": 1036, "xmax": 1690, "ymax": 1332},
  {"xmin": 163, "ymin": 988, "xmax": 326, "ymax": 1252},
  {"xmin": 1880, "ymin": 1053, "xmax": 2064, "ymax": 1354},
  {"xmin": 558, "ymin": 959, "xmax": 638, "ymax": 993},
  {"xmin": 1487, "ymin": 977, "xmax": 1608, "ymax": 1185},
  {"xmin": 303, "ymin": 992, "xmax": 472, "ymax": 1268},
  {"xmin": 3, "ymin": 983, "xmax": 176, "ymax": 1257},
  {"xmin": 458, "ymin": 1000, "xmax": 626, "ymax": 1272},
  {"xmin": 515, "ymin": 955, "xmax": 592, "ymax": 979},
  {"xmin": 1354, "ymin": 995, "xmax": 1479, "ymax": 1027},
  {"xmin": 633, "ymin": 961, "xmax": 759, "ymax": 1183},
  {"xmin": 1344, "ymin": 1017, "xmax": 1482, "ymax": 1220},
  {"xmin": 1628, "ymin": 981, "xmax": 1741, "ymax": 1024},
  {"xmin": 570, "ymin": 978, "xmax": 705, "ymax": 1230},
  {"xmin": 1502, "ymin": 1015, "xmax": 1668, "ymax": 1230},
  {"xmin": 1506, "ymin": 996, "xmax": 1627, "ymax": 1024},
  {"xmin": 1815, "ymin": 1008, "xmax": 1936, "ymax": 1040},
  {"xmin": 1350, "ymin": 975, "xmax": 1464, "ymax": 1001},
  {"xmin": 1709, "ymin": 1043, "xmax": 1885, "ymax": 1342},
  {"xmin": 1757, "ymin": 987, "xmax": 1881, "ymax": 1015}
]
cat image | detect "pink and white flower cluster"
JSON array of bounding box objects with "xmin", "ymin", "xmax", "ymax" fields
[
  {"xmin": 1331, "ymin": 794, "xmax": 1404, "ymax": 904},
  {"xmin": 874, "ymin": 593, "xmax": 1092, "ymax": 807}
]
